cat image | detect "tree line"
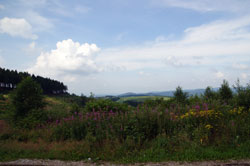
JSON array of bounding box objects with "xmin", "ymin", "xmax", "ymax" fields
[{"xmin": 0, "ymin": 67, "xmax": 67, "ymax": 95}]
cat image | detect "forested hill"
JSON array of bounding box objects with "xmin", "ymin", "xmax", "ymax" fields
[{"xmin": 0, "ymin": 67, "xmax": 67, "ymax": 95}]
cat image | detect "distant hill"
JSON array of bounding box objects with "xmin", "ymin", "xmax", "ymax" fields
[
  {"xmin": 117, "ymin": 88, "xmax": 219, "ymax": 98},
  {"xmin": 118, "ymin": 92, "xmax": 148, "ymax": 97}
]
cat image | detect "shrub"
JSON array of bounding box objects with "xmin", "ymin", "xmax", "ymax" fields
[
  {"xmin": 203, "ymin": 86, "xmax": 218, "ymax": 101},
  {"xmin": 70, "ymin": 103, "xmax": 81, "ymax": 114},
  {"xmin": 143, "ymin": 98, "xmax": 165, "ymax": 108},
  {"xmin": 84, "ymin": 99, "xmax": 129, "ymax": 113},
  {"xmin": 234, "ymin": 83, "xmax": 250, "ymax": 110},
  {"xmin": 124, "ymin": 100, "xmax": 142, "ymax": 107},
  {"xmin": 14, "ymin": 109, "xmax": 48, "ymax": 129},
  {"xmin": 10, "ymin": 77, "xmax": 46, "ymax": 128},
  {"xmin": 11, "ymin": 77, "xmax": 45, "ymax": 118},
  {"xmin": 219, "ymin": 80, "xmax": 233, "ymax": 103},
  {"xmin": 188, "ymin": 95, "xmax": 202, "ymax": 105},
  {"xmin": 173, "ymin": 86, "xmax": 188, "ymax": 104}
]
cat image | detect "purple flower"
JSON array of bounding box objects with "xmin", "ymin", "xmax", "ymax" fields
[
  {"xmin": 194, "ymin": 105, "xmax": 200, "ymax": 111},
  {"xmin": 203, "ymin": 103, "xmax": 208, "ymax": 110},
  {"xmin": 109, "ymin": 110, "xmax": 115, "ymax": 117}
]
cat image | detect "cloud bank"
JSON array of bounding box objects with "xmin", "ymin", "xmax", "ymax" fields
[
  {"xmin": 97, "ymin": 16, "xmax": 250, "ymax": 71},
  {"xmin": 0, "ymin": 17, "xmax": 37, "ymax": 39}
]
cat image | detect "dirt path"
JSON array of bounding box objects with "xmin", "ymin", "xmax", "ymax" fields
[{"xmin": 1, "ymin": 159, "xmax": 250, "ymax": 166}]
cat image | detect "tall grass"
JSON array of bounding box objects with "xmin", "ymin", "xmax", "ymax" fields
[{"xmin": 2, "ymin": 83, "xmax": 250, "ymax": 162}]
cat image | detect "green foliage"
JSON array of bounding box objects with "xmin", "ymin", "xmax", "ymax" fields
[
  {"xmin": 173, "ymin": 86, "xmax": 188, "ymax": 104},
  {"xmin": 80, "ymin": 94, "xmax": 89, "ymax": 106},
  {"xmin": 203, "ymin": 86, "xmax": 218, "ymax": 101},
  {"xmin": 9, "ymin": 77, "xmax": 47, "ymax": 129},
  {"xmin": 52, "ymin": 119, "xmax": 87, "ymax": 141},
  {"xmin": 143, "ymin": 98, "xmax": 165, "ymax": 108},
  {"xmin": 14, "ymin": 109, "xmax": 48, "ymax": 129},
  {"xmin": 123, "ymin": 100, "xmax": 142, "ymax": 107},
  {"xmin": 0, "ymin": 94, "xmax": 5, "ymax": 101},
  {"xmin": 219, "ymin": 80, "xmax": 233, "ymax": 103},
  {"xmin": 234, "ymin": 80, "xmax": 250, "ymax": 110},
  {"xmin": 70, "ymin": 103, "xmax": 81, "ymax": 114},
  {"xmin": 188, "ymin": 95, "xmax": 202, "ymax": 105},
  {"xmin": 121, "ymin": 110, "xmax": 160, "ymax": 142},
  {"xmin": 84, "ymin": 98, "xmax": 129, "ymax": 112},
  {"xmin": 44, "ymin": 98, "xmax": 71, "ymax": 121},
  {"xmin": 11, "ymin": 77, "xmax": 45, "ymax": 118},
  {"xmin": 3, "ymin": 79, "xmax": 250, "ymax": 162}
]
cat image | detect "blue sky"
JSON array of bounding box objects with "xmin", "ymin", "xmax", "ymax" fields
[{"xmin": 0, "ymin": 0, "xmax": 250, "ymax": 95}]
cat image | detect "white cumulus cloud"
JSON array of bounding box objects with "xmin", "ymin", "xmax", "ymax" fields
[
  {"xmin": 0, "ymin": 17, "xmax": 37, "ymax": 39},
  {"xmin": 29, "ymin": 39, "xmax": 101, "ymax": 81}
]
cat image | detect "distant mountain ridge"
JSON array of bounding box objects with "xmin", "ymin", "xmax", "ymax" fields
[{"xmin": 117, "ymin": 88, "xmax": 220, "ymax": 97}]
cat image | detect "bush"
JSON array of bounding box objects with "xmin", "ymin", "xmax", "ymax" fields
[
  {"xmin": 234, "ymin": 81, "xmax": 250, "ymax": 110},
  {"xmin": 173, "ymin": 86, "xmax": 188, "ymax": 104},
  {"xmin": 14, "ymin": 109, "xmax": 48, "ymax": 129},
  {"xmin": 70, "ymin": 103, "xmax": 81, "ymax": 114},
  {"xmin": 203, "ymin": 86, "xmax": 218, "ymax": 101},
  {"xmin": 143, "ymin": 98, "xmax": 165, "ymax": 108},
  {"xmin": 84, "ymin": 99, "xmax": 129, "ymax": 113},
  {"xmin": 219, "ymin": 80, "xmax": 233, "ymax": 103},
  {"xmin": 10, "ymin": 77, "xmax": 46, "ymax": 128},
  {"xmin": 11, "ymin": 77, "xmax": 45, "ymax": 118}
]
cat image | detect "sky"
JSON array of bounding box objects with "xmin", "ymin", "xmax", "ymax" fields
[{"xmin": 0, "ymin": 0, "xmax": 250, "ymax": 95}]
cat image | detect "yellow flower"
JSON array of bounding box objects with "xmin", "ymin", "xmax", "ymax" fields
[
  {"xmin": 238, "ymin": 107, "xmax": 244, "ymax": 114},
  {"xmin": 205, "ymin": 124, "xmax": 213, "ymax": 129}
]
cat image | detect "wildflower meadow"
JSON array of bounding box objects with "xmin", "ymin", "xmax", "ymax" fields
[{"xmin": 1, "ymin": 79, "xmax": 250, "ymax": 162}]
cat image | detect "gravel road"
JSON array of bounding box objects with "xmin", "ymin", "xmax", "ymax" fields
[{"xmin": 1, "ymin": 159, "xmax": 250, "ymax": 166}]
